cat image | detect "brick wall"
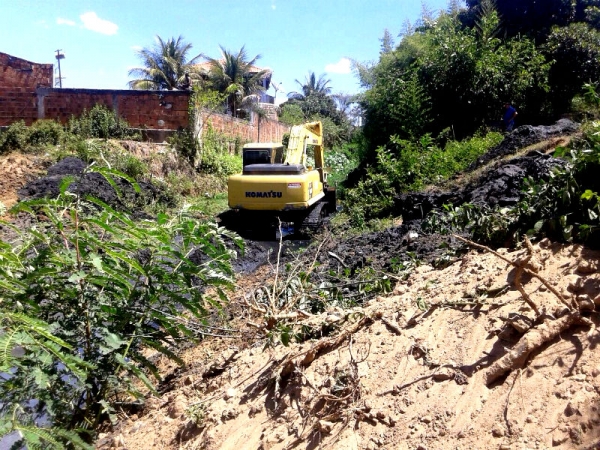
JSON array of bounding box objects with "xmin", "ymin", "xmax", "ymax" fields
[
  {"xmin": 36, "ymin": 88, "xmax": 190, "ymax": 129},
  {"xmin": 0, "ymin": 52, "xmax": 53, "ymax": 126},
  {"xmin": 196, "ymin": 109, "xmax": 289, "ymax": 145},
  {"xmin": 1, "ymin": 52, "xmax": 288, "ymax": 144}
]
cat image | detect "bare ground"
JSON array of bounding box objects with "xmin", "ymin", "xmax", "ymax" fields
[{"xmin": 97, "ymin": 238, "xmax": 600, "ymax": 450}]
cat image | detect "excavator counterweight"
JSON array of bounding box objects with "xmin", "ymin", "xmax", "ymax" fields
[{"xmin": 223, "ymin": 121, "xmax": 336, "ymax": 237}]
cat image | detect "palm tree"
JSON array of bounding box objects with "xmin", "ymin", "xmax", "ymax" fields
[
  {"xmin": 128, "ymin": 35, "xmax": 202, "ymax": 90},
  {"xmin": 288, "ymin": 72, "xmax": 332, "ymax": 101},
  {"xmin": 203, "ymin": 45, "xmax": 269, "ymax": 117}
]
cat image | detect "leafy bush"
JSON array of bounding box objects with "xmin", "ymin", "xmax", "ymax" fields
[
  {"xmin": 168, "ymin": 128, "xmax": 198, "ymax": 165},
  {"xmin": 0, "ymin": 119, "xmax": 66, "ymax": 154},
  {"xmin": 0, "ymin": 170, "xmax": 242, "ymax": 446},
  {"xmin": 343, "ymin": 131, "xmax": 503, "ymax": 226},
  {"xmin": 0, "ymin": 120, "xmax": 30, "ymax": 154},
  {"xmin": 28, "ymin": 120, "xmax": 65, "ymax": 147},
  {"xmin": 197, "ymin": 126, "xmax": 243, "ymax": 177},
  {"xmin": 68, "ymin": 105, "xmax": 138, "ymax": 140}
]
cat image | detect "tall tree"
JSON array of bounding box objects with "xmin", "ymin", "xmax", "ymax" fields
[
  {"xmin": 204, "ymin": 45, "xmax": 268, "ymax": 117},
  {"xmin": 128, "ymin": 35, "xmax": 202, "ymax": 90}
]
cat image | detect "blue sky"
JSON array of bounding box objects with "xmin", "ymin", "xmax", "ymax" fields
[{"xmin": 2, "ymin": 0, "xmax": 453, "ymax": 103}]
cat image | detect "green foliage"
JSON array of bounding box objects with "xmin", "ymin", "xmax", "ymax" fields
[
  {"xmin": 168, "ymin": 127, "xmax": 199, "ymax": 165},
  {"xmin": 204, "ymin": 45, "xmax": 267, "ymax": 117},
  {"xmin": 128, "ymin": 35, "xmax": 203, "ymax": 90},
  {"xmin": 67, "ymin": 105, "xmax": 138, "ymax": 140},
  {"xmin": 0, "ymin": 169, "xmax": 242, "ymax": 444},
  {"xmin": 545, "ymin": 23, "xmax": 600, "ymax": 112},
  {"xmin": 0, "ymin": 120, "xmax": 29, "ymax": 154},
  {"xmin": 344, "ymin": 131, "xmax": 503, "ymax": 226},
  {"xmin": 0, "ymin": 120, "xmax": 65, "ymax": 154},
  {"xmin": 325, "ymin": 143, "xmax": 361, "ymax": 188},
  {"xmin": 27, "ymin": 120, "xmax": 65, "ymax": 147},
  {"xmin": 279, "ymin": 103, "xmax": 305, "ymax": 126},
  {"xmin": 359, "ymin": 6, "xmax": 550, "ymax": 157},
  {"xmin": 197, "ymin": 126, "xmax": 243, "ymax": 177}
]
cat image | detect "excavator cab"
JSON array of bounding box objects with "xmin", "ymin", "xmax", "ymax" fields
[{"xmin": 242, "ymin": 143, "xmax": 284, "ymax": 167}]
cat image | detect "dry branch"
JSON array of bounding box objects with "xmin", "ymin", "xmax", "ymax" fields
[
  {"xmin": 453, "ymin": 234, "xmax": 574, "ymax": 312},
  {"xmin": 280, "ymin": 315, "xmax": 373, "ymax": 378}
]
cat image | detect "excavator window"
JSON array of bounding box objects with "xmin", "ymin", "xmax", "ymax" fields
[{"xmin": 243, "ymin": 149, "xmax": 271, "ymax": 167}]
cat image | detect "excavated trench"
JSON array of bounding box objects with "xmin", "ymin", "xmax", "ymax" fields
[{"xmin": 13, "ymin": 119, "xmax": 580, "ymax": 285}]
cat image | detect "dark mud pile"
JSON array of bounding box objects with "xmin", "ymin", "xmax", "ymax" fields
[
  {"xmin": 395, "ymin": 120, "xmax": 579, "ymax": 221},
  {"xmin": 17, "ymin": 157, "xmax": 169, "ymax": 216},
  {"xmin": 467, "ymin": 118, "xmax": 579, "ymax": 171}
]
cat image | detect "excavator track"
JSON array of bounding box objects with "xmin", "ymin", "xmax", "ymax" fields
[{"xmin": 297, "ymin": 202, "xmax": 326, "ymax": 236}]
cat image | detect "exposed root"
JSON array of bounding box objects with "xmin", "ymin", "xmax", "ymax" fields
[
  {"xmin": 484, "ymin": 312, "xmax": 589, "ymax": 386},
  {"xmin": 513, "ymin": 236, "xmax": 541, "ymax": 316},
  {"xmin": 279, "ymin": 314, "xmax": 373, "ymax": 378}
]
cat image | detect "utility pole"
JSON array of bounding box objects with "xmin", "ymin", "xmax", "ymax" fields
[
  {"xmin": 272, "ymin": 81, "xmax": 283, "ymax": 105},
  {"xmin": 55, "ymin": 50, "xmax": 65, "ymax": 88}
]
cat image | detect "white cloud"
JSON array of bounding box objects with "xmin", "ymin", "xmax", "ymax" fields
[
  {"xmin": 325, "ymin": 58, "xmax": 352, "ymax": 74},
  {"xmin": 131, "ymin": 45, "xmax": 143, "ymax": 51},
  {"xmin": 80, "ymin": 11, "xmax": 118, "ymax": 35},
  {"xmin": 36, "ymin": 19, "xmax": 49, "ymax": 29},
  {"xmin": 56, "ymin": 17, "xmax": 76, "ymax": 26},
  {"xmin": 271, "ymin": 0, "xmax": 276, "ymax": 10}
]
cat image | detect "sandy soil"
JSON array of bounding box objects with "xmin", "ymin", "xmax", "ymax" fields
[
  {"xmin": 0, "ymin": 152, "xmax": 50, "ymax": 210},
  {"xmin": 97, "ymin": 239, "xmax": 600, "ymax": 450}
]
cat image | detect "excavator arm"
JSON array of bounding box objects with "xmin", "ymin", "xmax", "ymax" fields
[{"xmin": 284, "ymin": 121, "xmax": 326, "ymax": 183}]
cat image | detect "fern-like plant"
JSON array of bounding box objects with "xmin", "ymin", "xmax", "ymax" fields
[{"xmin": 0, "ymin": 167, "xmax": 242, "ymax": 447}]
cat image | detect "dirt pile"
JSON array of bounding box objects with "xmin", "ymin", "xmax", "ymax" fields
[
  {"xmin": 98, "ymin": 239, "xmax": 600, "ymax": 450},
  {"xmin": 0, "ymin": 152, "xmax": 51, "ymax": 211},
  {"xmin": 17, "ymin": 157, "xmax": 167, "ymax": 215},
  {"xmin": 395, "ymin": 120, "xmax": 580, "ymax": 222}
]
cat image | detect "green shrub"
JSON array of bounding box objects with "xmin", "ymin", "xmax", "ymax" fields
[
  {"xmin": 200, "ymin": 150, "xmax": 242, "ymax": 177},
  {"xmin": 68, "ymin": 105, "xmax": 138, "ymax": 140},
  {"xmin": 343, "ymin": 131, "xmax": 502, "ymax": 226},
  {"xmin": 0, "ymin": 120, "xmax": 29, "ymax": 154},
  {"xmin": 168, "ymin": 128, "xmax": 198, "ymax": 165},
  {"xmin": 28, "ymin": 119, "xmax": 65, "ymax": 147},
  {"xmin": 0, "ymin": 169, "xmax": 242, "ymax": 446}
]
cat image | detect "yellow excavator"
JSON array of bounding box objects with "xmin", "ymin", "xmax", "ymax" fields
[{"xmin": 224, "ymin": 121, "xmax": 336, "ymax": 237}]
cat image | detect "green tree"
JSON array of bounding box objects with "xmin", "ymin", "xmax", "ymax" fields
[
  {"xmin": 545, "ymin": 23, "xmax": 600, "ymax": 112},
  {"xmin": 288, "ymin": 72, "xmax": 333, "ymax": 100},
  {"xmin": 278, "ymin": 103, "xmax": 305, "ymax": 126},
  {"xmin": 204, "ymin": 45, "xmax": 268, "ymax": 118},
  {"xmin": 128, "ymin": 35, "xmax": 202, "ymax": 90}
]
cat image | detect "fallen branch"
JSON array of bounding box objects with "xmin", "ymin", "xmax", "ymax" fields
[
  {"xmin": 380, "ymin": 316, "xmax": 403, "ymax": 335},
  {"xmin": 484, "ymin": 312, "xmax": 588, "ymax": 385}
]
